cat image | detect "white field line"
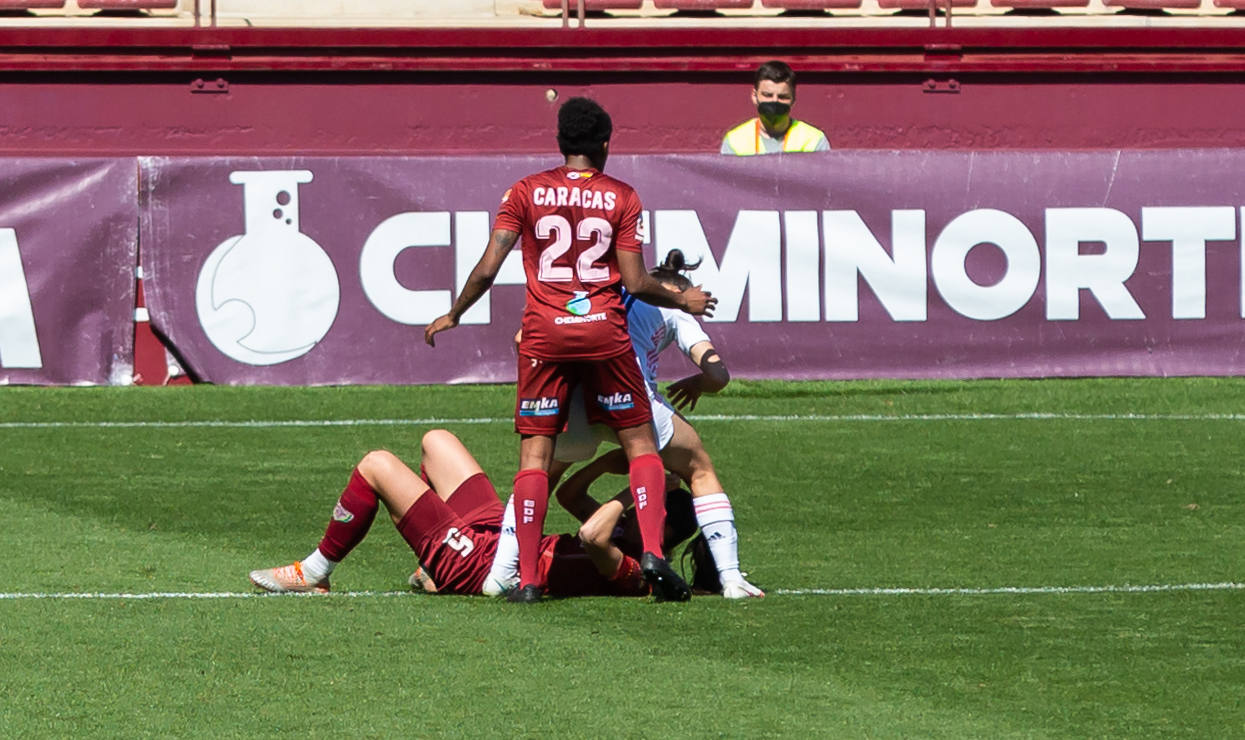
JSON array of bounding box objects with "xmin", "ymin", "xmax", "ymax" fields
[
  {"xmin": 0, "ymin": 582, "xmax": 1239, "ymax": 601},
  {"xmin": 6, "ymin": 412, "xmax": 1245, "ymax": 429},
  {"xmin": 0, "ymin": 418, "xmax": 501, "ymax": 429},
  {"xmin": 772, "ymin": 582, "xmax": 1245, "ymax": 596}
]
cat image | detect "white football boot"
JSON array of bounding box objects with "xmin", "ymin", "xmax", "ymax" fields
[
  {"xmin": 721, "ymin": 577, "xmax": 765, "ymax": 599},
  {"xmin": 249, "ymin": 562, "xmax": 330, "ymax": 594}
]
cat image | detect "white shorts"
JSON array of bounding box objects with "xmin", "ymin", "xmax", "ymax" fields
[{"xmin": 554, "ymin": 384, "xmax": 676, "ymax": 463}]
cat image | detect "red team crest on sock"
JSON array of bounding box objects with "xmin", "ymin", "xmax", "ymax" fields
[{"xmin": 332, "ymin": 502, "xmax": 355, "ymax": 523}]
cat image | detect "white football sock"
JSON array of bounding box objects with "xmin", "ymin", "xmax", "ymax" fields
[
  {"xmin": 693, "ymin": 492, "xmax": 743, "ymax": 583},
  {"xmin": 300, "ymin": 548, "xmax": 336, "ymax": 583},
  {"xmin": 486, "ymin": 495, "xmax": 519, "ymax": 581}
]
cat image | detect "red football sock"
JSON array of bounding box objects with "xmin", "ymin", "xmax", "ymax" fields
[
  {"xmin": 513, "ymin": 469, "xmax": 550, "ymax": 588},
  {"xmin": 317, "ymin": 468, "xmax": 379, "ymax": 562},
  {"xmin": 629, "ymin": 453, "xmax": 667, "ymax": 558}
]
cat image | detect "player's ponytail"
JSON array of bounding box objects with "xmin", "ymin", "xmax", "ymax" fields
[
  {"xmin": 650, "ymin": 248, "xmax": 700, "ymax": 290},
  {"xmin": 679, "ymin": 533, "xmax": 723, "ymax": 595}
]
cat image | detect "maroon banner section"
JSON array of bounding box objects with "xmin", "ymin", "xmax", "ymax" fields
[
  {"xmin": 140, "ymin": 152, "xmax": 1245, "ymax": 385},
  {"xmin": 0, "ymin": 159, "xmax": 137, "ymax": 386}
]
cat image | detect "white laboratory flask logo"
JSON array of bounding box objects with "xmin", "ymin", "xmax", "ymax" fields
[{"xmin": 195, "ymin": 170, "xmax": 340, "ymax": 366}]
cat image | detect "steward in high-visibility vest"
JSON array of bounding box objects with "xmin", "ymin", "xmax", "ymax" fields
[
  {"xmin": 720, "ymin": 118, "xmax": 829, "ymax": 156},
  {"xmin": 720, "ymin": 60, "xmax": 830, "ymax": 156}
]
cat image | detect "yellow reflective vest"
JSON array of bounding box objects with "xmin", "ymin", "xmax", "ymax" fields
[{"xmin": 722, "ymin": 118, "xmax": 828, "ymax": 155}]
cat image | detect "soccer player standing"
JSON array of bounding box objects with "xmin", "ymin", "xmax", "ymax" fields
[{"xmin": 424, "ymin": 97, "xmax": 716, "ymax": 602}]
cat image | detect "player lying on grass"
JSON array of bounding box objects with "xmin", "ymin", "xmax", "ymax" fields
[
  {"xmin": 469, "ymin": 445, "xmax": 736, "ymax": 598},
  {"xmin": 410, "ymin": 444, "xmax": 714, "ymax": 596},
  {"xmin": 248, "ymin": 429, "xmax": 699, "ymax": 598},
  {"xmin": 483, "ymin": 249, "xmax": 764, "ymax": 599}
]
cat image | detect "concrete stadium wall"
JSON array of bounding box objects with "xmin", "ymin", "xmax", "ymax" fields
[
  {"xmin": 5, "ymin": 72, "xmax": 1245, "ymax": 154},
  {"xmin": 2, "ymin": 27, "xmax": 1245, "ymax": 155}
]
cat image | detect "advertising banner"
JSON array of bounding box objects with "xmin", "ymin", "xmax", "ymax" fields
[
  {"xmin": 0, "ymin": 159, "xmax": 137, "ymax": 386},
  {"xmin": 140, "ymin": 151, "xmax": 1245, "ymax": 384}
]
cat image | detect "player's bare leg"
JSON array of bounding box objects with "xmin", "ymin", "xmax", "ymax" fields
[
  {"xmin": 403, "ymin": 430, "xmax": 496, "ymax": 593},
  {"xmin": 250, "ymin": 448, "xmax": 435, "ymax": 594},
  {"xmin": 660, "ymin": 416, "xmax": 763, "ymax": 599},
  {"xmin": 359, "ymin": 449, "xmax": 434, "ymax": 522},
  {"xmin": 417, "ymin": 430, "xmax": 486, "ymax": 509},
  {"xmin": 617, "ymin": 423, "xmax": 691, "ymax": 602},
  {"xmin": 395, "ymin": 429, "xmax": 514, "ymax": 596},
  {"xmin": 510, "ymin": 434, "xmax": 556, "ymax": 602}
]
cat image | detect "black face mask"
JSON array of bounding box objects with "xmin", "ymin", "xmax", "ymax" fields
[{"xmin": 757, "ymin": 101, "xmax": 792, "ymax": 121}]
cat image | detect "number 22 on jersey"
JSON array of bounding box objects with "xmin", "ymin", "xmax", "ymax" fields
[{"xmin": 535, "ymin": 214, "xmax": 613, "ymax": 283}]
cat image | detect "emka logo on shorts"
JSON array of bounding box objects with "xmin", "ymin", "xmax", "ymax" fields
[
  {"xmin": 519, "ymin": 397, "xmax": 560, "ymax": 417},
  {"xmin": 596, "ymin": 392, "xmax": 634, "ymax": 412}
]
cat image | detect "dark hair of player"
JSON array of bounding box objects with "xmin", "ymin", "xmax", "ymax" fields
[
  {"xmin": 619, "ymin": 486, "xmax": 698, "ymax": 552},
  {"xmin": 754, "ymin": 60, "xmax": 796, "ymax": 95},
  {"xmin": 649, "ymin": 248, "xmax": 701, "ymax": 291},
  {"xmin": 557, "ymin": 97, "xmax": 613, "ymax": 158},
  {"xmin": 684, "ymin": 533, "xmax": 723, "ymax": 595},
  {"xmin": 663, "ymin": 488, "xmax": 699, "ymax": 547}
]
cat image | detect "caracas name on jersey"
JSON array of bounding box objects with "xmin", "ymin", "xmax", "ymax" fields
[
  {"xmin": 530, "ymin": 185, "xmax": 618, "ymax": 211},
  {"xmin": 494, "ymin": 165, "xmax": 644, "ymax": 361}
]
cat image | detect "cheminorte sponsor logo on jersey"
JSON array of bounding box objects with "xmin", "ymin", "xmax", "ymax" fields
[
  {"xmin": 596, "ymin": 392, "xmax": 634, "ymax": 412},
  {"xmin": 519, "ymin": 397, "xmax": 560, "ymax": 417},
  {"xmin": 555, "ymin": 291, "xmax": 608, "ymax": 325},
  {"xmin": 566, "ymin": 291, "xmax": 591, "ymax": 316}
]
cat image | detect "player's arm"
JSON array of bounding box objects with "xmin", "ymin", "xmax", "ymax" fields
[
  {"xmin": 616, "ymin": 250, "xmax": 716, "ymax": 317},
  {"xmin": 423, "ymin": 228, "xmax": 518, "ymax": 347},
  {"xmin": 580, "ymin": 469, "xmax": 681, "ymax": 558},
  {"xmin": 577, "ymin": 497, "xmax": 628, "ymax": 566},
  {"xmin": 553, "ymin": 447, "xmax": 630, "ymax": 523},
  {"xmin": 666, "ymin": 340, "xmax": 730, "ymax": 411}
]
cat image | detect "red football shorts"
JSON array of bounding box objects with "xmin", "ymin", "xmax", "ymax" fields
[
  {"xmin": 398, "ymin": 472, "xmax": 504, "ymax": 595},
  {"xmin": 514, "ymin": 349, "xmax": 652, "ymax": 436}
]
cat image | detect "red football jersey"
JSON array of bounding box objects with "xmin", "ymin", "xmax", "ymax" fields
[{"xmin": 494, "ymin": 165, "xmax": 644, "ymax": 360}]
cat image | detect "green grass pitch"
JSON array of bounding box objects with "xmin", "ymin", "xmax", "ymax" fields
[{"xmin": 1, "ymin": 379, "xmax": 1242, "ymax": 737}]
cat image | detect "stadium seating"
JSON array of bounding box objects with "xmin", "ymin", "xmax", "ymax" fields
[
  {"xmin": 760, "ymin": 0, "xmax": 865, "ymax": 8},
  {"xmin": 877, "ymin": 0, "xmax": 976, "ymax": 8},
  {"xmin": 1102, "ymin": 0, "xmax": 1200, "ymax": 7},
  {"xmin": 989, "ymin": 0, "xmax": 1090, "ymax": 8},
  {"xmin": 541, "ymin": 0, "xmax": 644, "ymax": 9},
  {"xmin": 654, "ymin": 0, "xmax": 754, "ymax": 9},
  {"xmin": 77, "ymin": 0, "xmax": 178, "ymax": 7}
]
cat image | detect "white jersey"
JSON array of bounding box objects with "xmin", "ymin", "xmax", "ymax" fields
[
  {"xmin": 554, "ymin": 293, "xmax": 711, "ymax": 463},
  {"xmin": 623, "ymin": 290, "xmax": 711, "ymax": 395}
]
